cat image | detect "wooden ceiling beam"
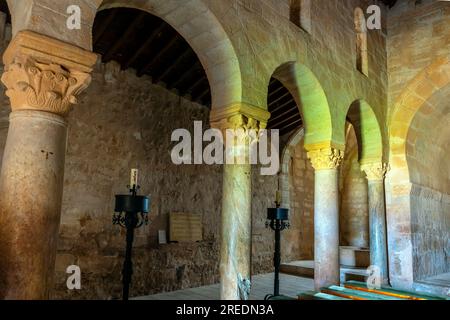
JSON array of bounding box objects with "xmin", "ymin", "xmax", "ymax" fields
[
  {"xmin": 170, "ymin": 61, "xmax": 200, "ymax": 89},
  {"xmin": 194, "ymin": 87, "xmax": 210, "ymax": 103},
  {"xmin": 270, "ymin": 99, "xmax": 297, "ymax": 114},
  {"xmin": 93, "ymin": 10, "xmax": 118, "ymax": 46},
  {"xmin": 186, "ymin": 76, "xmax": 207, "ymax": 94},
  {"xmin": 270, "ymin": 113, "xmax": 301, "ymax": 130},
  {"xmin": 103, "ymin": 12, "xmax": 147, "ymax": 62},
  {"xmin": 269, "ymin": 91, "xmax": 292, "ymax": 107},
  {"xmin": 268, "ymin": 85, "xmax": 286, "ymax": 98},
  {"xmin": 123, "ymin": 21, "xmax": 167, "ymax": 70},
  {"xmin": 154, "ymin": 47, "xmax": 192, "ymax": 83},
  {"xmin": 279, "ymin": 120, "xmax": 302, "ymax": 135},
  {"xmin": 269, "ymin": 106, "xmax": 300, "ymax": 124},
  {"xmin": 139, "ymin": 34, "xmax": 181, "ymax": 76}
]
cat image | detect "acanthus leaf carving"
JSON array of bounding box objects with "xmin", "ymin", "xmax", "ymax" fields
[
  {"xmin": 1, "ymin": 54, "xmax": 92, "ymax": 116},
  {"xmin": 307, "ymin": 147, "xmax": 344, "ymax": 170},
  {"xmin": 361, "ymin": 162, "xmax": 390, "ymax": 181}
]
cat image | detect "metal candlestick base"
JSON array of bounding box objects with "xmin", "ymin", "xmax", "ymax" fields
[
  {"xmin": 265, "ymin": 206, "xmax": 289, "ymax": 300},
  {"xmin": 113, "ymin": 185, "xmax": 150, "ymax": 300}
]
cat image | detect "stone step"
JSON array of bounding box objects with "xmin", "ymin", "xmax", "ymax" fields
[
  {"xmin": 280, "ymin": 261, "xmax": 314, "ymax": 279},
  {"xmin": 280, "ymin": 260, "xmax": 368, "ymax": 283}
]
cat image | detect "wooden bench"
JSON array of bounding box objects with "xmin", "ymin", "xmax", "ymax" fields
[{"xmin": 344, "ymin": 280, "xmax": 449, "ymax": 300}]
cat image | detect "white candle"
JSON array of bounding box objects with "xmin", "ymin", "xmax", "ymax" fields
[{"xmin": 130, "ymin": 169, "xmax": 138, "ymax": 187}]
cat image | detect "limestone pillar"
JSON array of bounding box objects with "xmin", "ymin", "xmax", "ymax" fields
[
  {"xmin": 361, "ymin": 162, "xmax": 389, "ymax": 285},
  {"xmin": 211, "ymin": 104, "xmax": 269, "ymax": 300},
  {"xmin": 0, "ymin": 31, "xmax": 96, "ymax": 299},
  {"xmin": 307, "ymin": 147, "xmax": 344, "ymax": 290}
]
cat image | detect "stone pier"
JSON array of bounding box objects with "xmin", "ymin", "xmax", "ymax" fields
[
  {"xmin": 362, "ymin": 162, "xmax": 389, "ymax": 285},
  {"xmin": 0, "ymin": 31, "xmax": 96, "ymax": 299},
  {"xmin": 211, "ymin": 105, "xmax": 269, "ymax": 300},
  {"xmin": 308, "ymin": 147, "xmax": 344, "ymax": 290}
]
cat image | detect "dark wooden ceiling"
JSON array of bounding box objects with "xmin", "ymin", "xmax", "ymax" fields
[
  {"xmin": 381, "ymin": 0, "xmax": 398, "ymax": 8},
  {"xmin": 267, "ymin": 78, "xmax": 302, "ymax": 136},
  {"xmin": 93, "ymin": 8, "xmax": 212, "ymax": 107},
  {"xmin": 0, "ymin": 0, "xmax": 11, "ymax": 23}
]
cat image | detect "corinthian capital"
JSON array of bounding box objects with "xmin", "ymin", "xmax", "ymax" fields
[
  {"xmin": 361, "ymin": 162, "xmax": 389, "ymax": 181},
  {"xmin": 1, "ymin": 31, "xmax": 97, "ymax": 116},
  {"xmin": 307, "ymin": 147, "xmax": 344, "ymax": 171}
]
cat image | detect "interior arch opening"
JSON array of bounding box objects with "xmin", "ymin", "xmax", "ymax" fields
[{"xmin": 53, "ymin": 6, "xmax": 221, "ymax": 299}]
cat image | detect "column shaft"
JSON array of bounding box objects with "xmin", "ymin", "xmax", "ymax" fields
[
  {"xmin": 0, "ymin": 110, "xmax": 67, "ymax": 299},
  {"xmin": 368, "ymin": 180, "xmax": 389, "ymax": 284},
  {"xmin": 220, "ymin": 162, "xmax": 252, "ymax": 300},
  {"xmin": 0, "ymin": 30, "xmax": 96, "ymax": 299},
  {"xmin": 314, "ymin": 169, "xmax": 340, "ymax": 290}
]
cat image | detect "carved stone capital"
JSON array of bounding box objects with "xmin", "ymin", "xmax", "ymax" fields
[
  {"xmin": 361, "ymin": 162, "xmax": 389, "ymax": 181},
  {"xmin": 210, "ymin": 102, "xmax": 270, "ymax": 132},
  {"xmin": 212, "ymin": 113, "xmax": 265, "ymax": 146},
  {"xmin": 1, "ymin": 31, "xmax": 97, "ymax": 116},
  {"xmin": 307, "ymin": 148, "xmax": 344, "ymax": 171}
]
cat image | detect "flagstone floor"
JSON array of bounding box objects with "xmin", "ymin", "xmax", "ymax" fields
[{"xmin": 134, "ymin": 273, "xmax": 314, "ymax": 300}]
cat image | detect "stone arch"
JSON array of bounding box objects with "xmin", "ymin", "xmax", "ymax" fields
[
  {"xmin": 405, "ymin": 83, "xmax": 450, "ymax": 286},
  {"xmin": 271, "ymin": 62, "xmax": 335, "ymax": 150},
  {"xmin": 94, "ymin": 0, "xmax": 242, "ymax": 109},
  {"xmin": 389, "ymin": 57, "xmax": 450, "ymax": 180},
  {"xmin": 345, "ymin": 99, "xmax": 383, "ymax": 164},
  {"xmin": 386, "ymin": 57, "xmax": 450, "ymax": 291},
  {"xmin": 7, "ymin": 0, "xmax": 242, "ymax": 109}
]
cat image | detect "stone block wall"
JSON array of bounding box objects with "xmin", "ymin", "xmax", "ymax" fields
[
  {"xmin": 387, "ymin": 0, "xmax": 450, "ymax": 285},
  {"xmin": 387, "ymin": 0, "xmax": 450, "ymax": 117},
  {"xmin": 410, "ymin": 184, "xmax": 450, "ymax": 280},
  {"xmin": 285, "ymin": 137, "xmax": 315, "ymax": 261}
]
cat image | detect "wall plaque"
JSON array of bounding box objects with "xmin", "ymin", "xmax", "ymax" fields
[{"xmin": 169, "ymin": 212, "xmax": 203, "ymax": 243}]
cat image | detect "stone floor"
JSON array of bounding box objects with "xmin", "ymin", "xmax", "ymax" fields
[{"xmin": 134, "ymin": 273, "xmax": 314, "ymax": 300}]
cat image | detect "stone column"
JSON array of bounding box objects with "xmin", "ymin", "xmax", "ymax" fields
[
  {"xmin": 307, "ymin": 147, "xmax": 344, "ymax": 290},
  {"xmin": 211, "ymin": 105, "xmax": 269, "ymax": 300},
  {"xmin": 0, "ymin": 31, "xmax": 96, "ymax": 299},
  {"xmin": 361, "ymin": 162, "xmax": 389, "ymax": 285}
]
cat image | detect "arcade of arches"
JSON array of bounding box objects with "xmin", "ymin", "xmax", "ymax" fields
[{"xmin": 0, "ymin": 0, "xmax": 448, "ymax": 299}]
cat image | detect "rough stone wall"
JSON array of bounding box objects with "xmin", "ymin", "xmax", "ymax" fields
[
  {"xmin": 251, "ymin": 166, "xmax": 278, "ymax": 275},
  {"xmin": 285, "ymin": 137, "xmax": 315, "ymax": 261},
  {"xmin": 339, "ymin": 126, "xmax": 369, "ymax": 249}
]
